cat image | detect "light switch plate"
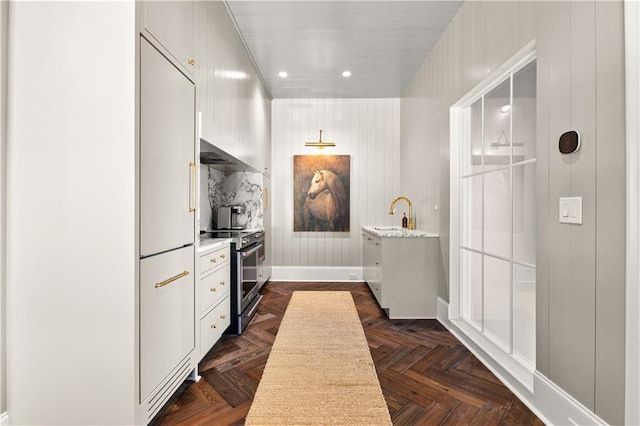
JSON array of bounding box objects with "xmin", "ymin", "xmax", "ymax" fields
[{"xmin": 559, "ymin": 197, "xmax": 582, "ymax": 224}]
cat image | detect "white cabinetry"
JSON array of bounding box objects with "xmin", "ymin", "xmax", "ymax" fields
[
  {"xmin": 363, "ymin": 234, "xmax": 382, "ymax": 302},
  {"xmin": 138, "ymin": 36, "xmax": 197, "ymax": 423},
  {"xmin": 5, "ymin": 2, "xmax": 237, "ymax": 425},
  {"xmin": 197, "ymin": 242, "xmax": 231, "ymax": 360},
  {"xmin": 140, "ymin": 245, "xmax": 195, "ymax": 402},
  {"xmin": 140, "ymin": 38, "xmax": 195, "ymax": 257},
  {"xmin": 260, "ymin": 175, "xmax": 272, "ymax": 286},
  {"xmin": 255, "ymin": 80, "xmax": 272, "ymax": 175},
  {"xmin": 196, "ymin": 1, "xmax": 271, "ymax": 172},
  {"xmin": 143, "ymin": 0, "xmax": 195, "ymax": 75},
  {"xmin": 362, "ymin": 230, "xmax": 440, "ymax": 319}
]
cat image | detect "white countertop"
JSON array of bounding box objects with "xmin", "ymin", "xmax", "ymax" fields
[
  {"xmin": 362, "ymin": 226, "xmax": 439, "ymax": 238},
  {"xmin": 197, "ymin": 237, "xmax": 232, "ymax": 253}
]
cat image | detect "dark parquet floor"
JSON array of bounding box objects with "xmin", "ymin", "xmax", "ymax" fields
[{"xmin": 151, "ymin": 282, "xmax": 543, "ymax": 426}]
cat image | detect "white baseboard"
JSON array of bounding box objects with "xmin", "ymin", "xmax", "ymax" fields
[
  {"xmin": 436, "ymin": 298, "xmax": 607, "ymax": 426},
  {"xmin": 0, "ymin": 411, "xmax": 8, "ymax": 425},
  {"xmin": 437, "ymin": 297, "xmax": 451, "ymax": 328},
  {"xmin": 271, "ymin": 266, "xmax": 363, "ymax": 282},
  {"xmin": 533, "ymin": 372, "xmax": 607, "ymax": 426}
]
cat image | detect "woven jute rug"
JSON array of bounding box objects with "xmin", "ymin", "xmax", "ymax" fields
[{"xmin": 245, "ymin": 291, "xmax": 392, "ymax": 425}]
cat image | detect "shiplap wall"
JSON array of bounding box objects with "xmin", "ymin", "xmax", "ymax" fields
[
  {"xmin": 401, "ymin": 1, "xmax": 624, "ymax": 423},
  {"xmin": 271, "ymin": 98, "xmax": 400, "ymax": 279}
]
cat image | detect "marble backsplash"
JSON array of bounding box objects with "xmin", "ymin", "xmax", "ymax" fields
[{"xmin": 199, "ymin": 165, "xmax": 264, "ymax": 231}]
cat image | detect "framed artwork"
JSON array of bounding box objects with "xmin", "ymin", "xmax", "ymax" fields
[{"xmin": 293, "ymin": 155, "xmax": 350, "ymax": 232}]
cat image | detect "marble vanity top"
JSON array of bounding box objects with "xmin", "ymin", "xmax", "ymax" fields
[
  {"xmin": 362, "ymin": 226, "xmax": 439, "ymax": 238},
  {"xmin": 198, "ymin": 237, "xmax": 232, "ymax": 253}
]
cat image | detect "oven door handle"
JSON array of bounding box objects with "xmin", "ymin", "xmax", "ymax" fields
[
  {"xmin": 242, "ymin": 294, "xmax": 263, "ymax": 319},
  {"xmin": 240, "ymin": 243, "xmax": 264, "ymax": 258}
]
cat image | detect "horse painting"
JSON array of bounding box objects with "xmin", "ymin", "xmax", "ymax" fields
[{"xmin": 303, "ymin": 170, "xmax": 348, "ymax": 231}]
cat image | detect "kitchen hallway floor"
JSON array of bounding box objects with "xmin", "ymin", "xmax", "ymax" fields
[{"xmin": 151, "ymin": 282, "xmax": 543, "ymax": 425}]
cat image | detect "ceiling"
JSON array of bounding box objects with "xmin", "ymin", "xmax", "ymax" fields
[{"xmin": 225, "ymin": 1, "xmax": 464, "ymax": 99}]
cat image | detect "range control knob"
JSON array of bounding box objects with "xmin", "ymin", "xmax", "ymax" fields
[{"xmin": 241, "ymin": 238, "xmax": 248, "ymax": 245}]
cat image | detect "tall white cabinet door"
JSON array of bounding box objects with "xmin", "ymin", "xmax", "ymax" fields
[
  {"xmin": 140, "ymin": 38, "xmax": 195, "ymax": 257},
  {"xmin": 140, "ymin": 245, "xmax": 195, "ymax": 401},
  {"xmin": 143, "ymin": 0, "xmax": 195, "ymax": 74}
]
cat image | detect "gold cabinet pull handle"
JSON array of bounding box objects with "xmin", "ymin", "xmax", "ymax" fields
[
  {"xmin": 188, "ymin": 59, "xmax": 195, "ymax": 65},
  {"xmin": 155, "ymin": 270, "xmax": 189, "ymax": 288},
  {"xmin": 220, "ymin": 253, "xmax": 226, "ymax": 259},
  {"xmin": 220, "ymin": 281, "xmax": 225, "ymax": 286},
  {"xmin": 210, "ymin": 323, "xmax": 217, "ymax": 329},
  {"xmin": 264, "ymin": 187, "xmax": 269, "ymax": 210},
  {"xmin": 189, "ymin": 162, "xmax": 196, "ymax": 212},
  {"xmin": 210, "ymin": 287, "xmax": 216, "ymax": 292},
  {"xmin": 210, "ymin": 258, "xmax": 217, "ymax": 263},
  {"xmin": 220, "ymin": 314, "xmax": 226, "ymax": 320}
]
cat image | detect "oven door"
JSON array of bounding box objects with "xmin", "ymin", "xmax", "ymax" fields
[{"xmin": 237, "ymin": 242, "xmax": 263, "ymax": 313}]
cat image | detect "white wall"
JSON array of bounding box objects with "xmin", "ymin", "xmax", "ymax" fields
[
  {"xmin": 625, "ymin": 1, "xmax": 640, "ymax": 423},
  {"xmin": 271, "ymin": 98, "xmax": 400, "ymax": 280},
  {"xmin": 401, "ymin": 1, "xmax": 625, "ymax": 423},
  {"xmin": 7, "ymin": 3, "xmax": 137, "ymax": 424}
]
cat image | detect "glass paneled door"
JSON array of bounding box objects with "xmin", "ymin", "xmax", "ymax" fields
[{"xmin": 459, "ymin": 59, "xmax": 537, "ymax": 370}]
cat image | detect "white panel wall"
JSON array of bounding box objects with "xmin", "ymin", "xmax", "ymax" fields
[
  {"xmin": 271, "ymin": 98, "xmax": 400, "ymax": 279},
  {"xmin": 401, "ymin": 1, "xmax": 625, "ymax": 423},
  {"xmin": 624, "ymin": 3, "xmax": 640, "ymax": 424}
]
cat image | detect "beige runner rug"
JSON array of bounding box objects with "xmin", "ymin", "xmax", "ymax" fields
[{"xmin": 245, "ymin": 291, "xmax": 392, "ymax": 425}]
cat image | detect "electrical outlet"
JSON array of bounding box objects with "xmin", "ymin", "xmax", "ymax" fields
[{"xmin": 348, "ymin": 273, "xmax": 357, "ymax": 280}]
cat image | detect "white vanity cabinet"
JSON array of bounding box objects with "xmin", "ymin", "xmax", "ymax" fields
[
  {"xmin": 142, "ymin": 0, "xmax": 195, "ymax": 75},
  {"xmin": 362, "ymin": 227, "xmax": 441, "ymax": 319},
  {"xmin": 197, "ymin": 241, "xmax": 231, "ymax": 360},
  {"xmin": 363, "ymin": 234, "xmax": 383, "ymax": 303}
]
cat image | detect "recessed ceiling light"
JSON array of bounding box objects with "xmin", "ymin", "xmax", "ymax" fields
[
  {"xmin": 278, "ymin": 71, "xmax": 288, "ymax": 78},
  {"xmin": 500, "ymin": 104, "xmax": 511, "ymax": 113},
  {"xmin": 342, "ymin": 71, "xmax": 351, "ymax": 78}
]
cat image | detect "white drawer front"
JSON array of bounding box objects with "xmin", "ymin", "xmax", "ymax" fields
[
  {"xmin": 199, "ymin": 264, "xmax": 230, "ymax": 314},
  {"xmin": 140, "ymin": 246, "xmax": 195, "ymax": 401},
  {"xmin": 200, "ymin": 246, "xmax": 230, "ymax": 275},
  {"xmin": 200, "ymin": 296, "xmax": 231, "ymax": 359}
]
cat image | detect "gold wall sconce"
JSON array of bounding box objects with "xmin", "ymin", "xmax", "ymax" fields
[{"xmin": 305, "ymin": 130, "xmax": 335, "ymax": 149}]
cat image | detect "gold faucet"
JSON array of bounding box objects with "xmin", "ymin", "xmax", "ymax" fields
[{"xmin": 388, "ymin": 196, "xmax": 414, "ymax": 229}]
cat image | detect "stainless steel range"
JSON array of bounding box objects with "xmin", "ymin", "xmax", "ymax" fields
[{"xmin": 204, "ymin": 229, "xmax": 265, "ymax": 334}]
